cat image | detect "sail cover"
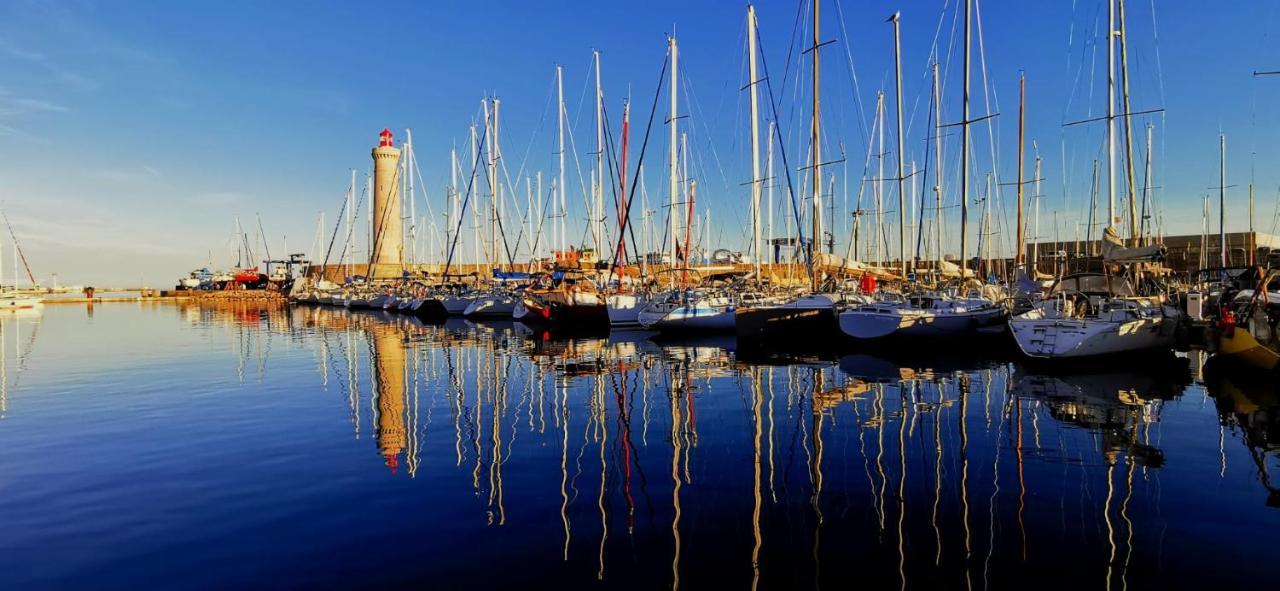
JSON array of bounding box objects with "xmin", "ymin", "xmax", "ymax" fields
[{"xmin": 1101, "ymin": 227, "xmax": 1164, "ymax": 263}]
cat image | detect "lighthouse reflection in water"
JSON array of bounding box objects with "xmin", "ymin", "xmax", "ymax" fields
[{"xmin": 0, "ymin": 303, "xmax": 1278, "ymax": 589}]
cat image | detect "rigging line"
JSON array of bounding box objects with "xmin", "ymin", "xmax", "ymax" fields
[
  {"xmin": 916, "ymin": 77, "xmax": 936, "ymax": 263},
  {"xmin": 610, "ymin": 40, "xmax": 669, "ymax": 277},
  {"xmin": 832, "ymin": 0, "xmax": 871, "ymax": 148},
  {"xmin": 600, "ymin": 101, "xmax": 644, "ymax": 265},
  {"xmin": 974, "ymin": 0, "xmax": 1010, "ymax": 260},
  {"xmin": 755, "ymin": 18, "xmax": 809, "ymax": 264},
  {"xmin": 409, "ymin": 150, "xmax": 442, "ymax": 260},
  {"xmin": 563, "ymin": 87, "xmax": 598, "ymax": 247},
  {"xmin": 682, "ymin": 74, "xmax": 733, "ymax": 206},
  {"xmin": 564, "ymin": 55, "xmax": 600, "ymax": 242},
  {"xmin": 319, "ymin": 180, "xmax": 352, "ymax": 268},
  {"xmin": 527, "ymin": 181, "xmax": 557, "ymax": 263},
  {"xmin": 443, "ymin": 114, "xmax": 492, "ymax": 275},
  {"xmin": 509, "ymin": 75, "xmax": 557, "ymax": 195},
  {"xmin": 339, "ymin": 180, "xmax": 370, "ymax": 277}
]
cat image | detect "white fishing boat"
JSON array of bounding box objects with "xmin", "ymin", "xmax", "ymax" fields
[
  {"xmin": 838, "ymin": 289, "xmax": 1006, "ymax": 340},
  {"xmin": 1010, "ymin": 272, "xmax": 1178, "ymax": 359}
]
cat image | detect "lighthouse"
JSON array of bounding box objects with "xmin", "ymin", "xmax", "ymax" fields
[{"xmin": 370, "ymin": 128, "xmax": 403, "ymax": 276}]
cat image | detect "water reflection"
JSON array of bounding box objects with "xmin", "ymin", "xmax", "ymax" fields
[
  {"xmin": 118, "ymin": 301, "xmax": 1278, "ymax": 587},
  {"xmin": 1204, "ymin": 360, "xmax": 1280, "ymax": 508}
]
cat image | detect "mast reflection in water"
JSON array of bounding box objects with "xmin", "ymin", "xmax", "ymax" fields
[{"xmin": 0, "ymin": 302, "xmax": 1276, "ymax": 589}]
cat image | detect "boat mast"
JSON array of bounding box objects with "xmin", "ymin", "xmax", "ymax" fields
[
  {"xmin": 483, "ymin": 98, "xmax": 495, "ymax": 269},
  {"xmin": 875, "ymin": 92, "xmax": 884, "ymax": 266},
  {"xmin": 346, "ymin": 169, "xmax": 355, "ymax": 276},
  {"xmin": 1033, "ymin": 152, "xmax": 1042, "ymax": 271},
  {"xmin": 449, "ymin": 145, "xmax": 458, "ymax": 263},
  {"xmin": 594, "ymin": 50, "xmax": 605, "ymax": 256},
  {"xmin": 470, "ymin": 124, "xmax": 480, "ymax": 266},
  {"xmin": 557, "ymin": 65, "xmax": 568, "ymax": 256},
  {"xmin": 669, "ymin": 36, "xmax": 679, "ymax": 274},
  {"xmin": 960, "ymin": 0, "xmax": 971, "ymax": 276},
  {"xmin": 407, "ymin": 128, "xmax": 417, "ymax": 268},
  {"xmin": 494, "ymin": 98, "xmax": 503, "ymax": 271},
  {"xmin": 684, "ymin": 180, "xmax": 697, "ymax": 287},
  {"xmin": 1015, "ymin": 73, "xmax": 1026, "ymax": 269},
  {"xmin": 1118, "ymin": 0, "xmax": 1139, "ymax": 244},
  {"xmin": 748, "ymin": 4, "xmax": 763, "ymax": 284},
  {"xmin": 767, "ymin": 121, "xmax": 775, "ymax": 266},
  {"xmin": 810, "ymin": 0, "xmax": 822, "ymax": 292},
  {"xmin": 1140, "ymin": 123, "xmax": 1152, "ymax": 242},
  {"xmin": 890, "ymin": 11, "xmax": 907, "ymax": 277},
  {"xmin": 932, "ymin": 62, "xmax": 943, "ymax": 275},
  {"xmin": 1106, "ymin": 0, "xmax": 1117, "ymax": 232},
  {"xmin": 1220, "ymin": 133, "xmax": 1227, "ymax": 267}
]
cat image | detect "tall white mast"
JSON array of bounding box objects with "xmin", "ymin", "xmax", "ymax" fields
[
  {"xmin": 875, "ymin": 92, "xmax": 885, "ymax": 266},
  {"xmin": 346, "ymin": 169, "xmax": 355, "ymax": 273},
  {"xmin": 1141, "ymin": 123, "xmax": 1153, "ymax": 243},
  {"xmin": 449, "ymin": 145, "xmax": 458, "ymax": 262},
  {"xmin": 536, "ymin": 171, "xmax": 543, "ymax": 259},
  {"xmin": 482, "ymin": 98, "xmax": 494, "ymax": 268},
  {"xmin": 526, "ymin": 176, "xmax": 533, "ymax": 262},
  {"xmin": 889, "ymin": 11, "xmax": 907, "ymax": 276},
  {"xmin": 557, "ymin": 65, "xmax": 568, "ymax": 255},
  {"xmin": 1033, "ymin": 152, "xmax": 1042, "ymax": 270},
  {"xmin": 810, "ymin": 0, "xmax": 822, "ymax": 291},
  {"xmin": 470, "ymin": 124, "xmax": 480, "ymax": 265},
  {"xmin": 1220, "ymin": 133, "xmax": 1227, "ymax": 267},
  {"xmin": 766, "ymin": 120, "xmax": 775, "ymax": 265},
  {"xmin": 1107, "ymin": 0, "xmax": 1117, "ymax": 229},
  {"xmin": 681, "ymin": 132, "xmax": 689, "ymax": 265},
  {"xmin": 668, "ymin": 36, "xmax": 680, "ymax": 271},
  {"xmin": 932, "ymin": 62, "xmax": 944, "ymax": 272},
  {"xmin": 747, "ymin": 4, "xmax": 763, "ymax": 282},
  {"xmin": 960, "ymin": 0, "xmax": 971, "ymax": 275},
  {"xmin": 594, "ymin": 50, "xmax": 605, "ymax": 256},
  {"xmin": 406, "ymin": 128, "xmax": 417, "ymax": 267}
]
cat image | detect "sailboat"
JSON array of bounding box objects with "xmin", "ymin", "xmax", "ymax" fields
[
  {"xmin": 1010, "ymin": 0, "xmax": 1181, "ymax": 360},
  {"xmin": 836, "ymin": 4, "xmax": 1008, "ymax": 343},
  {"xmin": 1010, "ymin": 230, "xmax": 1178, "ymax": 358},
  {"xmin": 513, "ymin": 268, "xmax": 608, "ymax": 328},
  {"xmin": 0, "ymin": 213, "xmax": 42, "ymax": 311},
  {"xmin": 839, "ymin": 284, "xmax": 1006, "ymax": 340}
]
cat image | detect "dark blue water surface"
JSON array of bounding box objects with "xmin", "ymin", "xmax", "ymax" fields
[{"xmin": 0, "ymin": 302, "xmax": 1277, "ymax": 590}]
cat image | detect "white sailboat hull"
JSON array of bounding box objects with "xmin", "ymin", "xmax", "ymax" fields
[
  {"xmin": 0, "ymin": 295, "xmax": 42, "ymax": 310},
  {"xmin": 638, "ymin": 305, "xmax": 736, "ymax": 331},
  {"xmin": 463, "ymin": 295, "xmax": 517, "ymax": 318},
  {"xmin": 838, "ymin": 305, "xmax": 1005, "ymax": 340},
  {"xmin": 442, "ymin": 295, "xmax": 477, "ymax": 315},
  {"xmin": 1010, "ymin": 314, "xmax": 1175, "ymax": 358},
  {"xmin": 606, "ymin": 294, "xmax": 648, "ymax": 327}
]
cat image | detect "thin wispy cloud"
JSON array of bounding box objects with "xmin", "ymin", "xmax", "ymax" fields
[{"xmin": 0, "ymin": 90, "xmax": 69, "ymax": 116}]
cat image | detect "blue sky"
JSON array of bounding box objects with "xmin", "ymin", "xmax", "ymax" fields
[{"xmin": 2, "ymin": 0, "xmax": 1279, "ymax": 286}]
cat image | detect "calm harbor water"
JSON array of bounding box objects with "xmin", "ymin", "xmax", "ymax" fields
[{"xmin": 0, "ymin": 303, "xmax": 1277, "ymax": 589}]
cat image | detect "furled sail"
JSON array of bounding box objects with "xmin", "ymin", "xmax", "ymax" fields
[{"xmin": 1101, "ymin": 226, "xmax": 1164, "ymax": 263}]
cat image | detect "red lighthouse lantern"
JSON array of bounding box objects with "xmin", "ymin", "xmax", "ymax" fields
[{"xmin": 378, "ymin": 128, "xmax": 394, "ymax": 147}]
